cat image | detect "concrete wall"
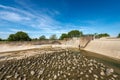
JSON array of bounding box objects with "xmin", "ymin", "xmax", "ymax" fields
[
  {"xmin": 84, "ymin": 38, "xmax": 120, "ymax": 60},
  {"xmin": 62, "ymin": 36, "xmax": 93, "ymax": 48}
]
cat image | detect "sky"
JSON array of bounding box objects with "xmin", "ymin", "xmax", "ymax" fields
[{"xmin": 0, "ymin": 0, "xmax": 120, "ymax": 39}]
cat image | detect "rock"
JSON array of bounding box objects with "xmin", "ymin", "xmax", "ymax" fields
[
  {"xmin": 31, "ymin": 70, "xmax": 35, "ymax": 75},
  {"xmin": 14, "ymin": 73, "xmax": 19, "ymax": 78},
  {"xmin": 93, "ymin": 74, "xmax": 98, "ymax": 78},
  {"xmin": 90, "ymin": 67, "xmax": 93, "ymax": 70},
  {"xmin": 38, "ymin": 69, "xmax": 44, "ymax": 75},
  {"xmin": 85, "ymin": 74, "xmax": 89, "ymax": 78},
  {"xmin": 72, "ymin": 67, "xmax": 75, "ymax": 69},
  {"xmin": 80, "ymin": 72, "xmax": 83, "ymax": 75},
  {"xmin": 23, "ymin": 77, "xmax": 26, "ymax": 80},
  {"xmin": 54, "ymin": 75, "xmax": 57, "ymax": 79},
  {"xmin": 113, "ymin": 74, "xmax": 118, "ymax": 78},
  {"xmin": 63, "ymin": 75, "xmax": 66, "ymax": 78},
  {"xmin": 88, "ymin": 63, "xmax": 93, "ymax": 66},
  {"xmin": 100, "ymin": 71, "xmax": 105, "ymax": 76},
  {"xmin": 6, "ymin": 75, "xmax": 12, "ymax": 78},
  {"xmin": 106, "ymin": 68, "xmax": 114, "ymax": 76},
  {"xmin": 111, "ymin": 77, "xmax": 115, "ymax": 80},
  {"xmin": 95, "ymin": 78, "xmax": 98, "ymax": 80},
  {"xmin": 89, "ymin": 70, "xmax": 92, "ymax": 73},
  {"xmin": 67, "ymin": 67, "xmax": 70, "ymax": 70},
  {"xmin": 68, "ymin": 73, "xmax": 70, "ymax": 75}
]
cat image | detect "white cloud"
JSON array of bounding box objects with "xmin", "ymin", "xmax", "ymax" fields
[
  {"xmin": 0, "ymin": 4, "xmax": 93, "ymax": 38},
  {"xmin": 0, "ymin": 11, "xmax": 31, "ymax": 22}
]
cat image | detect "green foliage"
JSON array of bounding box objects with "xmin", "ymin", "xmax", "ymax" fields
[
  {"xmin": 39, "ymin": 35, "xmax": 46, "ymax": 40},
  {"xmin": 0, "ymin": 38, "xmax": 2, "ymax": 41},
  {"xmin": 8, "ymin": 34, "xmax": 16, "ymax": 41},
  {"xmin": 96, "ymin": 33, "xmax": 110, "ymax": 38},
  {"xmin": 50, "ymin": 34, "xmax": 57, "ymax": 40},
  {"xmin": 32, "ymin": 38, "xmax": 38, "ymax": 41},
  {"xmin": 68, "ymin": 30, "xmax": 83, "ymax": 38},
  {"xmin": 117, "ymin": 33, "xmax": 120, "ymax": 38},
  {"xmin": 8, "ymin": 31, "xmax": 31, "ymax": 41},
  {"xmin": 60, "ymin": 33, "xmax": 68, "ymax": 40}
]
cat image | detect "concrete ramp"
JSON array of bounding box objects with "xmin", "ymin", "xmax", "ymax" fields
[{"xmin": 84, "ymin": 38, "xmax": 120, "ymax": 60}]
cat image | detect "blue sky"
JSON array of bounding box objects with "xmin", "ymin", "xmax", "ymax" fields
[{"xmin": 0, "ymin": 0, "xmax": 120, "ymax": 39}]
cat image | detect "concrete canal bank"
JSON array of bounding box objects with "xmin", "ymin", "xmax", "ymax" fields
[{"xmin": 84, "ymin": 38, "xmax": 120, "ymax": 60}]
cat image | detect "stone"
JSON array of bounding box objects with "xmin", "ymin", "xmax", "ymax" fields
[
  {"xmin": 88, "ymin": 63, "xmax": 93, "ymax": 66},
  {"xmin": 113, "ymin": 74, "xmax": 118, "ymax": 78},
  {"xmin": 54, "ymin": 75, "xmax": 57, "ymax": 79},
  {"xmin": 106, "ymin": 68, "xmax": 114, "ymax": 76},
  {"xmin": 85, "ymin": 74, "xmax": 89, "ymax": 78},
  {"xmin": 68, "ymin": 73, "xmax": 70, "ymax": 75},
  {"xmin": 95, "ymin": 78, "xmax": 98, "ymax": 80},
  {"xmin": 89, "ymin": 70, "xmax": 92, "ymax": 73},
  {"xmin": 100, "ymin": 71, "xmax": 105, "ymax": 76},
  {"xmin": 63, "ymin": 75, "xmax": 66, "ymax": 78},
  {"xmin": 14, "ymin": 73, "xmax": 19, "ymax": 78},
  {"xmin": 93, "ymin": 74, "xmax": 98, "ymax": 78},
  {"xmin": 39, "ymin": 68, "xmax": 44, "ymax": 75},
  {"xmin": 90, "ymin": 67, "xmax": 93, "ymax": 70},
  {"xmin": 80, "ymin": 72, "xmax": 83, "ymax": 75},
  {"xmin": 31, "ymin": 70, "xmax": 35, "ymax": 75},
  {"xmin": 6, "ymin": 75, "xmax": 12, "ymax": 78}
]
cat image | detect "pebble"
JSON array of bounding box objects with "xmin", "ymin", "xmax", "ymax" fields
[
  {"xmin": 54, "ymin": 75, "xmax": 57, "ymax": 79},
  {"xmin": 14, "ymin": 73, "xmax": 19, "ymax": 78},
  {"xmin": 93, "ymin": 74, "xmax": 98, "ymax": 78},
  {"xmin": 85, "ymin": 74, "xmax": 89, "ymax": 78},
  {"xmin": 6, "ymin": 75, "xmax": 12, "ymax": 78},
  {"xmin": 100, "ymin": 71, "xmax": 105, "ymax": 76},
  {"xmin": 80, "ymin": 72, "xmax": 83, "ymax": 75},
  {"xmin": 113, "ymin": 74, "xmax": 118, "ymax": 78},
  {"xmin": 31, "ymin": 71, "xmax": 35, "ymax": 75},
  {"xmin": 106, "ymin": 68, "xmax": 114, "ymax": 76},
  {"xmin": 89, "ymin": 70, "xmax": 92, "ymax": 73}
]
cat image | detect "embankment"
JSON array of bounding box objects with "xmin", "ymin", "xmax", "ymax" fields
[{"xmin": 84, "ymin": 38, "xmax": 120, "ymax": 60}]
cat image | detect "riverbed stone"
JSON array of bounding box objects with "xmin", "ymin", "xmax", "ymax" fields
[{"xmin": 0, "ymin": 49, "xmax": 119, "ymax": 80}]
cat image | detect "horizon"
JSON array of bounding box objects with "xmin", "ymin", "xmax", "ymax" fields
[{"xmin": 0, "ymin": 0, "xmax": 120, "ymax": 39}]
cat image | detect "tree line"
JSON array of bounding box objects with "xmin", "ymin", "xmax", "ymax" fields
[{"xmin": 0, "ymin": 30, "xmax": 120, "ymax": 41}]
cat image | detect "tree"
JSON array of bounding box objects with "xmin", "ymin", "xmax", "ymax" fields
[
  {"xmin": 117, "ymin": 33, "xmax": 120, "ymax": 38},
  {"xmin": 0, "ymin": 38, "xmax": 2, "ymax": 41},
  {"xmin": 8, "ymin": 34, "xmax": 16, "ymax": 41},
  {"xmin": 39, "ymin": 35, "xmax": 46, "ymax": 40},
  {"xmin": 96, "ymin": 33, "xmax": 110, "ymax": 38},
  {"xmin": 8, "ymin": 31, "xmax": 31, "ymax": 41},
  {"xmin": 68, "ymin": 30, "xmax": 83, "ymax": 38},
  {"xmin": 49, "ymin": 34, "xmax": 57, "ymax": 40},
  {"xmin": 60, "ymin": 33, "xmax": 68, "ymax": 40}
]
